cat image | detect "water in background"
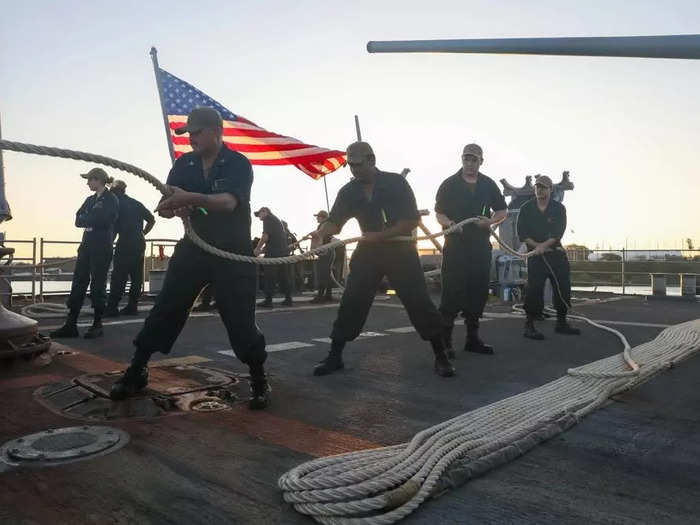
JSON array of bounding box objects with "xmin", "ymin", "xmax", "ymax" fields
[
  {"xmin": 573, "ymin": 285, "xmax": 685, "ymax": 296},
  {"xmin": 9, "ymin": 281, "xmax": 697, "ymax": 298},
  {"xmin": 12, "ymin": 280, "xmax": 152, "ymax": 296}
]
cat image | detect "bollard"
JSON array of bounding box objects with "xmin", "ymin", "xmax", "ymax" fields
[
  {"xmin": 680, "ymin": 274, "xmax": 697, "ymax": 300},
  {"xmin": 650, "ymin": 273, "xmax": 667, "ymax": 296}
]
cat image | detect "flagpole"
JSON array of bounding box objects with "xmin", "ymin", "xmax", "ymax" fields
[
  {"xmin": 150, "ymin": 47, "xmax": 176, "ymax": 164},
  {"xmin": 0, "ymin": 113, "xmax": 10, "ymax": 222},
  {"xmin": 322, "ymin": 177, "xmax": 330, "ymax": 211},
  {"xmin": 354, "ymin": 115, "xmax": 362, "ymax": 141}
]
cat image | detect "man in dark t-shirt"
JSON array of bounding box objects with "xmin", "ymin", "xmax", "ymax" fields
[
  {"xmin": 105, "ymin": 180, "xmax": 155, "ymax": 316},
  {"xmin": 311, "ymin": 141, "xmax": 455, "ymax": 378},
  {"xmin": 435, "ymin": 143, "xmax": 507, "ymax": 357},
  {"xmin": 110, "ymin": 107, "xmax": 269, "ymax": 409},
  {"xmin": 517, "ymin": 175, "xmax": 580, "ymax": 340},
  {"xmin": 254, "ymin": 207, "xmax": 292, "ymax": 307}
]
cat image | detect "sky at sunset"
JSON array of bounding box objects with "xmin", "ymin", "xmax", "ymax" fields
[{"xmin": 2, "ymin": 0, "xmax": 699, "ymax": 259}]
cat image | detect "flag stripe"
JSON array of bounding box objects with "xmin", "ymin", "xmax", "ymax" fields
[{"xmin": 160, "ymin": 68, "xmax": 345, "ymax": 179}]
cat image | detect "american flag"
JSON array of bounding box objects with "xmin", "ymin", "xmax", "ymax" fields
[{"xmin": 157, "ymin": 68, "xmax": 346, "ymax": 179}]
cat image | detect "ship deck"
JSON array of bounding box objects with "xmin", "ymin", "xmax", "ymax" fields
[{"xmin": 1, "ymin": 293, "xmax": 699, "ymax": 524}]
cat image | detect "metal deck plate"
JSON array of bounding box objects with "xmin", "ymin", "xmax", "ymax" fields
[
  {"xmin": 34, "ymin": 365, "xmax": 244, "ymax": 421},
  {"xmin": 0, "ymin": 426, "xmax": 129, "ymax": 468}
]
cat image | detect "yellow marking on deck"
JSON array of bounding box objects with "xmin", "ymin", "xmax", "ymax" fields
[{"xmin": 150, "ymin": 355, "xmax": 212, "ymax": 367}]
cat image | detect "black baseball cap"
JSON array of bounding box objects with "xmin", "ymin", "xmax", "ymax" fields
[{"xmin": 173, "ymin": 107, "xmax": 223, "ymax": 135}]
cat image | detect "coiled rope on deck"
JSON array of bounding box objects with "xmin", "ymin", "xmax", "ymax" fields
[{"xmin": 278, "ymin": 320, "xmax": 700, "ymax": 525}]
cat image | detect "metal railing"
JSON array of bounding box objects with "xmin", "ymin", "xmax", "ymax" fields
[
  {"xmin": 5, "ymin": 237, "xmax": 181, "ymax": 300},
  {"xmin": 4, "ymin": 238, "xmax": 699, "ymax": 299},
  {"xmin": 566, "ymin": 248, "xmax": 700, "ymax": 295}
]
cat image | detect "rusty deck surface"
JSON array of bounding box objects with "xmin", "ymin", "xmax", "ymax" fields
[{"xmin": 1, "ymin": 294, "xmax": 699, "ymax": 524}]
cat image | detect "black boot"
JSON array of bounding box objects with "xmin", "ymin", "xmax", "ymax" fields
[
  {"xmin": 257, "ymin": 298, "xmax": 273, "ymax": 308},
  {"xmin": 430, "ymin": 337, "xmax": 456, "ymax": 377},
  {"xmin": 103, "ymin": 304, "xmax": 120, "ymax": 318},
  {"xmin": 84, "ymin": 313, "xmax": 104, "ymax": 339},
  {"xmin": 110, "ymin": 366, "xmax": 149, "ymax": 400},
  {"xmin": 555, "ymin": 316, "xmax": 581, "ymax": 335},
  {"xmin": 524, "ymin": 317, "xmax": 545, "ymax": 340},
  {"xmin": 120, "ymin": 302, "xmax": 138, "ymax": 316},
  {"xmin": 248, "ymin": 376, "xmax": 270, "ymax": 410},
  {"xmin": 281, "ymin": 296, "xmax": 293, "ymax": 307},
  {"xmin": 110, "ymin": 349, "xmax": 151, "ymax": 400},
  {"xmin": 313, "ymin": 341, "xmax": 345, "ymax": 376},
  {"xmin": 443, "ymin": 324, "xmax": 455, "ymax": 360},
  {"xmin": 50, "ymin": 322, "xmax": 79, "ymax": 338},
  {"xmin": 464, "ymin": 316, "xmax": 494, "ymax": 355},
  {"xmin": 50, "ymin": 310, "xmax": 80, "ymax": 338}
]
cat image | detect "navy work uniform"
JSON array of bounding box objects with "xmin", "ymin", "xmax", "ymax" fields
[
  {"xmin": 113, "ymin": 145, "xmax": 267, "ymax": 399},
  {"xmin": 517, "ymin": 197, "xmax": 580, "ymax": 338},
  {"xmin": 106, "ymin": 192, "xmax": 154, "ymax": 314},
  {"xmin": 59, "ymin": 185, "xmax": 119, "ymax": 336},
  {"xmin": 435, "ymin": 170, "xmax": 507, "ymax": 353},
  {"xmin": 315, "ymin": 170, "xmax": 453, "ymax": 375},
  {"xmin": 313, "ymin": 216, "xmax": 336, "ymax": 302},
  {"xmin": 258, "ymin": 211, "xmax": 292, "ymax": 306}
]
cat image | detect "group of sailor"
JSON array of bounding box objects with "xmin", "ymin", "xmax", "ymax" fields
[{"xmin": 50, "ymin": 106, "xmax": 579, "ymax": 411}]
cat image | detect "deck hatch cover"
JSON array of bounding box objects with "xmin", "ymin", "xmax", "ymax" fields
[{"xmin": 1, "ymin": 426, "xmax": 128, "ymax": 466}]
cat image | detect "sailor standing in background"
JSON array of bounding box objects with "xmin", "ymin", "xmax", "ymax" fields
[
  {"xmin": 104, "ymin": 180, "xmax": 155, "ymax": 317},
  {"xmin": 51, "ymin": 167, "xmax": 119, "ymax": 339},
  {"xmin": 435, "ymin": 144, "xmax": 507, "ymax": 357},
  {"xmin": 254, "ymin": 207, "xmax": 293, "ymax": 307},
  {"xmin": 310, "ymin": 210, "xmax": 335, "ymax": 303}
]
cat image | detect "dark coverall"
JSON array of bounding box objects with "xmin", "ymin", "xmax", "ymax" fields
[
  {"xmin": 133, "ymin": 146, "xmax": 266, "ymax": 366},
  {"xmin": 108, "ymin": 194, "xmax": 154, "ymax": 310},
  {"xmin": 261, "ymin": 213, "xmax": 291, "ymax": 301},
  {"xmin": 67, "ymin": 190, "xmax": 119, "ymax": 320},
  {"xmin": 329, "ymin": 171, "xmax": 444, "ymax": 343},
  {"xmin": 435, "ymin": 171, "xmax": 507, "ymax": 337},
  {"xmin": 516, "ymin": 198, "xmax": 571, "ymax": 318}
]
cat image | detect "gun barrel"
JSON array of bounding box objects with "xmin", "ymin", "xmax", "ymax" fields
[{"xmin": 367, "ymin": 34, "xmax": 700, "ymax": 60}]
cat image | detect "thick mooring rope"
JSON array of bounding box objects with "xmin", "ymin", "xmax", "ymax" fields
[
  {"xmin": 0, "ymin": 139, "xmax": 517, "ymax": 265},
  {"xmin": 278, "ymin": 320, "xmax": 700, "ymax": 525},
  {"xmin": 2, "ymin": 139, "xmax": 528, "ymax": 320}
]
